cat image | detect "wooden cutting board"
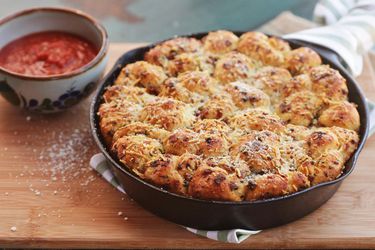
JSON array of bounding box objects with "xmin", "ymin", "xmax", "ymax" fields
[{"xmin": 0, "ymin": 43, "xmax": 375, "ymax": 249}]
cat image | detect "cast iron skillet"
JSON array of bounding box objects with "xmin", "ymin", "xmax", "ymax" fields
[{"xmin": 90, "ymin": 31, "xmax": 369, "ymax": 230}]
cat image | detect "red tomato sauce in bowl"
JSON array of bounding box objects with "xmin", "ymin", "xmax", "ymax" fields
[{"xmin": 0, "ymin": 31, "xmax": 98, "ymax": 77}]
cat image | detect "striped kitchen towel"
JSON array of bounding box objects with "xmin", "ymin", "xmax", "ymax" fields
[
  {"xmin": 89, "ymin": 1, "xmax": 375, "ymax": 244},
  {"xmin": 369, "ymin": 99, "xmax": 375, "ymax": 136},
  {"xmin": 284, "ymin": 0, "xmax": 375, "ymax": 77}
]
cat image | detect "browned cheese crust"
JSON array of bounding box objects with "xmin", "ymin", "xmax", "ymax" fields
[{"xmin": 99, "ymin": 30, "xmax": 360, "ymax": 201}]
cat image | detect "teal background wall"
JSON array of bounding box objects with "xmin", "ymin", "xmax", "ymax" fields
[{"xmin": 0, "ymin": 0, "xmax": 318, "ymax": 42}]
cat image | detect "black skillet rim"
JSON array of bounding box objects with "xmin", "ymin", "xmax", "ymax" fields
[{"xmin": 90, "ymin": 31, "xmax": 369, "ymax": 206}]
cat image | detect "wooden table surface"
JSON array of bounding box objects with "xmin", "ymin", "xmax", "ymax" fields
[{"xmin": 0, "ymin": 43, "xmax": 375, "ymax": 249}]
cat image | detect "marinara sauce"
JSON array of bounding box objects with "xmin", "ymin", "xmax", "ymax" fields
[{"xmin": 0, "ymin": 31, "xmax": 98, "ymax": 76}]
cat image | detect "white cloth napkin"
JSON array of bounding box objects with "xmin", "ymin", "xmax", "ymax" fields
[{"xmin": 285, "ymin": 0, "xmax": 375, "ymax": 77}]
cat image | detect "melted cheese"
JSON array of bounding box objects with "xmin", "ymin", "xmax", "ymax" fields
[{"xmin": 99, "ymin": 30, "xmax": 360, "ymax": 202}]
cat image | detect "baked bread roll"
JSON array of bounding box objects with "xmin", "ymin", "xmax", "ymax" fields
[{"xmin": 99, "ymin": 31, "xmax": 360, "ymax": 202}]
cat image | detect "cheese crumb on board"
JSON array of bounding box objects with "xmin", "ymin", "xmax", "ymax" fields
[{"xmin": 5, "ymin": 104, "xmax": 111, "ymax": 224}]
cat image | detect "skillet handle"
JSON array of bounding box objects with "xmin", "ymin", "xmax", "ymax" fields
[
  {"xmin": 0, "ymin": 75, "xmax": 6, "ymax": 92},
  {"xmin": 368, "ymin": 100, "xmax": 375, "ymax": 137}
]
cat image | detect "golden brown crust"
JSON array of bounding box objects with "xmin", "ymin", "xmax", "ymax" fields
[
  {"xmin": 145, "ymin": 37, "xmax": 202, "ymax": 67},
  {"xmin": 286, "ymin": 171, "xmax": 310, "ymax": 193},
  {"xmin": 163, "ymin": 129, "xmax": 200, "ymax": 155},
  {"xmin": 204, "ymin": 156, "xmax": 250, "ymax": 177},
  {"xmin": 330, "ymin": 126, "xmax": 359, "ymax": 161},
  {"xmin": 284, "ymin": 124, "xmax": 310, "ymax": 141},
  {"xmin": 99, "ymin": 31, "xmax": 360, "ymax": 202},
  {"xmin": 112, "ymin": 122, "xmax": 170, "ymax": 143},
  {"xmin": 230, "ymin": 131, "xmax": 281, "ymax": 173},
  {"xmin": 144, "ymin": 155, "xmax": 186, "ymax": 194},
  {"xmin": 198, "ymin": 94, "xmax": 236, "ymax": 120},
  {"xmin": 277, "ymin": 90, "xmax": 322, "ymax": 126},
  {"xmin": 214, "ymin": 51, "xmax": 258, "ymax": 84},
  {"xmin": 158, "ymin": 78, "xmax": 203, "ymax": 104},
  {"xmin": 225, "ymin": 81, "xmax": 270, "ymax": 110},
  {"xmin": 192, "ymin": 119, "xmax": 231, "ymax": 136},
  {"xmin": 163, "ymin": 127, "xmax": 230, "ymax": 157},
  {"xmin": 237, "ymin": 32, "xmax": 286, "ymax": 66},
  {"xmin": 177, "ymin": 71, "xmax": 217, "ymax": 95},
  {"xmin": 112, "ymin": 134, "xmax": 164, "ymax": 175},
  {"xmin": 202, "ymin": 30, "xmax": 239, "ymax": 55},
  {"xmin": 285, "ymin": 47, "xmax": 322, "ymax": 75},
  {"xmin": 176, "ymin": 153, "xmax": 202, "ymax": 183},
  {"xmin": 280, "ymin": 74, "xmax": 312, "ymax": 99},
  {"xmin": 115, "ymin": 61, "xmax": 167, "ymax": 94},
  {"xmin": 268, "ymin": 37, "xmax": 291, "ymax": 53},
  {"xmin": 166, "ymin": 52, "xmax": 214, "ymax": 76},
  {"xmin": 305, "ymin": 128, "xmax": 340, "ymax": 159},
  {"xmin": 318, "ymin": 101, "xmax": 360, "ymax": 131},
  {"xmin": 253, "ymin": 66, "xmax": 292, "ymax": 100},
  {"xmin": 139, "ymin": 98, "xmax": 195, "ymax": 131},
  {"xmin": 98, "ymin": 100, "xmax": 142, "ymax": 145},
  {"xmin": 188, "ymin": 165, "xmax": 246, "ymax": 201},
  {"xmin": 245, "ymin": 174, "xmax": 288, "ymax": 201},
  {"xmin": 309, "ymin": 65, "xmax": 348, "ymax": 101},
  {"xmin": 229, "ymin": 109, "xmax": 285, "ymax": 134},
  {"xmin": 308, "ymin": 151, "xmax": 344, "ymax": 185},
  {"xmin": 197, "ymin": 131, "xmax": 230, "ymax": 157}
]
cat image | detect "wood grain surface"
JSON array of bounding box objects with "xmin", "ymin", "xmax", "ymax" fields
[{"xmin": 0, "ymin": 43, "xmax": 374, "ymax": 249}]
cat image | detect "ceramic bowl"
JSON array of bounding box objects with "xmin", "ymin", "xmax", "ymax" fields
[{"xmin": 0, "ymin": 7, "xmax": 109, "ymax": 113}]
